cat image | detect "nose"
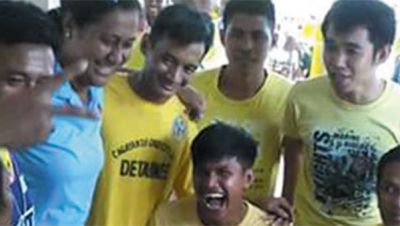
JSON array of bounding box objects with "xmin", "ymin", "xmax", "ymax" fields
[
  {"xmin": 205, "ymin": 172, "xmax": 219, "ymax": 189},
  {"xmin": 166, "ymin": 64, "xmax": 183, "ymax": 84},
  {"xmin": 107, "ymin": 45, "xmax": 126, "ymax": 66},
  {"xmin": 328, "ymin": 49, "xmax": 347, "ymax": 69},
  {"xmin": 240, "ymin": 34, "xmax": 254, "ymax": 51}
]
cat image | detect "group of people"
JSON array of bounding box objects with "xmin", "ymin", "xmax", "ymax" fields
[{"xmin": 0, "ymin": 0, "xmax": 400, "ymax": 226}]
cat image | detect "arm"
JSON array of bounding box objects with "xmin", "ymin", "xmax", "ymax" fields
[
  {"xmin": 177, "ymin": 86, "xmax": 206, "ymax": 122},
  {"xmin": 282, "ymin": 136, "xmax": 303, "ymax": 205}
]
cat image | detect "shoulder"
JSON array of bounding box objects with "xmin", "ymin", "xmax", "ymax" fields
[
  {"xmin": 154, "ymin": 196, "xmax": 197, "ymax": 225},
  {"xmin": 192, "ymin": 67, "xmax": 220, "ymax": 88},
  {"xmin": 288, "ymin": 76, "xmax": 329, "ymax": 100}
]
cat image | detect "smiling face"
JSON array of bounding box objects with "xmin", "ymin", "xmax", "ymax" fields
[
  {"xmin": 0, "ymin": 44, "xmax": 55, "ymax": 98},
  {"xmin": 64, "ymin": 8, "xmax": 140, "ymax": 87},
  {"xmin": 142, "ymin": 36, "xmax": 205, "ymax": 102},
  {"xmin": 323, "ymin": 25, "xmax": 389, "ymax": 95},
  {"xmin": 378, "ymin": 161, "xmax": 400, "ymax": 226},
  {"xmin": 194, "ymin": 157, "xmax": 253, "ymax": 225}
]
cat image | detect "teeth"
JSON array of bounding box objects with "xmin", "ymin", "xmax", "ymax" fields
[{"xmin": 205, "ymin": 193, "xmax": 224, "ymax": 198}]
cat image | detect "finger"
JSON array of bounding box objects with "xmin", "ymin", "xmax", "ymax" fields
[
  {"xmin": 43, "ymin": 59, "xmax": 89, "ymax": 92},
  {"xmin": 269, "ymin": 207, "xmax": 290, "ymax": 220},
  {"xmin": 52, "ymin": 105, "xmax": 99, "ymax": 119}
]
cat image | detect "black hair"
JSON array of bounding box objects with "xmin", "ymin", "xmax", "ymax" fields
[
  {"xmin": 49, "ymin": 0, "xmax": 142, "ymax": 34},
  {"xmin": 191, "ymin": 122, "xmax": 258, "ymax": 170},
  {"xmin": 0, "ymin": 1, "xmax": 59, "ymax": 53},
  {"xmin": 222, "ymin": 0, "xmax": 275, "ymax": 32},
  {"xmin": 377, "ymin": 145, "xmax": 400, "ymax": 186},
  {"xmin": 321, "ymin": 0, "xmax": 396, "ymax": 51},
  {"xmin": 149, "ymin": 4, "xmax": 214, "ymax": 57}
]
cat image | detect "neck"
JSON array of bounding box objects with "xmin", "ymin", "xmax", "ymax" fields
[
  {"xmin": 218, "ymin": 64, "xmax": 266, "ymax": 100},
  {"xmin": 70, "ymin": 76, "xmax": 90, "ymax": 104},
  {"xmin": 334, "ymin": 76, "xmax": 386, "ymax": 104},
  {"xmin": 129, "ymin": 71, "xmax": 169, "ymax": 104},
  {"xmin": 198, "ymin": 201, "xmax": 248, "ymax": 226}
]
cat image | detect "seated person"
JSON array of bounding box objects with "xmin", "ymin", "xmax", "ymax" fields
[
  {"xmin": 152, "ymin": 122, "xmax": 274, "ymax": 226},
  {"xmin": 377, "ymin": 145, "xmax": 400, "ymax": 226}
]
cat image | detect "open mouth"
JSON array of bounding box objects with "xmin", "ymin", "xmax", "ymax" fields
[{"xmin": 203, "ymin": 193, "xmax": 227, "ymax": 210}]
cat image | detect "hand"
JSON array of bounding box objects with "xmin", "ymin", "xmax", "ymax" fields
[
  {"xmin": 254, "ymin": 197, "xmax": 294, "ymax": 224},
  {"xmin": 177, "ymin": 85, "xmax": 206, "ymax": 122},
  {"xmin": 0, "ymin": 60, "xmax": 95, "ymax": 149}
]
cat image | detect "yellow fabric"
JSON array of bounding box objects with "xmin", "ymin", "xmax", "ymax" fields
[
  {"xmin": 151, "ymin": 195, "xmax": 271, "ymax": 226},
  {"xmin": 192, "ymin": 68, "xmax": 292, "ymax": 199},
  {"xmin": 87, "ymin": 75, "xmax": 196, "ymax": 226},
  {"xmin": 309, "ymin": 28, "xmax": 326, "ymax": 78},
  {"xmin": 124, "ymin": 21, "xmax": 227, "ymax": 71},
  {"xmin": 0, "ymin": 148, "xmax": 12, "ymax": 172},
  {"xmin": 124, "ymin": 32, "xmax": 146, "ymax": 70},
  {"xmin": 283, "ymin": 76, "xmax": 400, "ymax": 226}
]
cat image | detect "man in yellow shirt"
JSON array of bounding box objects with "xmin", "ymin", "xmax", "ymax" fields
[
  {"xmin": 377, "ymin": 145, "xmax": 400, "ymax": 226},
  {"xmin": 191, "ymin": 0, "xmax": 293, "ymax": 218},
  {"xmin": 281, "ymin": 0, "xmax": 400, "ymax": 225},
  {"xmin": 152, "ymin": 123, "xmax": 274, "ymax": 226},
  {"xmin": 87, "ymin": 5, "xmax": 213, "ymax": 226}
]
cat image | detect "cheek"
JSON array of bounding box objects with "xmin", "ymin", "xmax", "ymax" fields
[{"xmin": 0, "ymin": 85, "xmax": 23, "ymax": 98}]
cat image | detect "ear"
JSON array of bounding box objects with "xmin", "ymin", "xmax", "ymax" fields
[
  {"xmin": 140, "ymin": 33, "xmax": 152, "ymax": 56},
  {"xmin": 220, "ymin": 28, "xmax": 226, "ymax": 47},
  {"xmin": 62, "ymin": 13, "xmax": 76, "ymax": 39},
  {"xmin": 374, "ymin": 44, "xmax": 392, "ymax": 65},
  {"xmin": 243, "ymin": 169, "xmax": 254, "ymax": 190}
]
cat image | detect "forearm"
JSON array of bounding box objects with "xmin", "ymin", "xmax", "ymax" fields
[{"xmin": 282, "ymin": 137, "xmax": 303, "ymax": 204}]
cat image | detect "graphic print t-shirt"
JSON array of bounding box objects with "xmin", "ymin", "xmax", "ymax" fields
[
  {"xmin": 283, "ymin": 76, "xmax": 400, "ymax": 226},
  {"xmin": 87, "ymin": 75, "xmax": 196, "ymax": 226}
]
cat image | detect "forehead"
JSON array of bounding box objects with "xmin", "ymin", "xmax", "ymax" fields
[
  {"xmin": 0, "ymin": 44, "xmax": 55, "ymax": 77},
  {"xmin": 227, "ymin": 14, "xmax": 271, "ymax": 33},
  {"xmin": 382, "ymin": 161, "xmax": 400, "ymax": 183},
  {"xmin": 90, "ymin": 9, "xmax": 140, "ymax": 37},
  {"xmin": 196, "ymin": 157, "xmax": 243, "ymax": 171},
  {"xmin": 325, "ymin": 24, "xmax": 372, "ymax": 45},
  {"xmin": 153, "ymin": 38, "xmax": 205, "ymax": 63}
]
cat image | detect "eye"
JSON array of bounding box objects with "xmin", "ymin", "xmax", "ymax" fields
[
  {"xmin": 161, "ymin": 55, "xmax": 176, "ymax": 67},
  {"xmin": 183, "ymin": 65, "xmax": 198, "ymax": 74},
  {"xmin": 346, "ymin": 47, "xmax": 359, "ymax": 56},
  {"xmin": 229, "ymin": 30, "xmax": 243, "ymax": 39},
  {"xmin": 6, "ymin": 76, "xmax": 26, "ymax": 87},
  {"xmin": 218, "ymin": 169, "xmax": 232, "ymax": 178},
  {"xmin": 253, "ymin": 32, "xmax": 268, "ymax": 42},
  {"xmin": 382, "ymin": 184, "xmax": 399, "ymax": 195}
]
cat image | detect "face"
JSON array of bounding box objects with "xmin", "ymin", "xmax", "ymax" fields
[
  {"xmin": 144, "ymin": 0, "xmax": 167, "ymax": 26},
  {"xmin": 66, "ymin": 9, "xmax": 140, "ymax": 86},
  {"xmin": 0, "ymin": 44, "xmax": 55, "ymax": 98},
  {"xmin": 378, "ymin": 162, "xmax": 400, "ymax": 226},
  {"xmin": 222, "ymin": 14, "xmax": 272, "ymax": 69},
  {"xmin": 143, "ymin": 37, "xmax": 205, "ymax": 100},
  {"xmin": 194, "ymin": 157, "xmax": 253, "ymax": 225},
  {"xmin": 323, "ymin": 25, "xmax": 389, "ymax": 94}
]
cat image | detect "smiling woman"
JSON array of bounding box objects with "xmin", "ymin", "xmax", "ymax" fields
[{"xmin": 13, "ymin": 1, "xmax": 142, "ymax": 226}]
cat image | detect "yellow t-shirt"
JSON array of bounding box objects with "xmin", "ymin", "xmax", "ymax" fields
[
  {"xmin": 283, "ymin": 76, "xmax": 400, "ymax": 226},
  {"xmin": 0, "ymin": 148, "xmax": 12, "ymax": 173},
  {"xmin": 151, "ymin": 195, "xmax": 271, "ymax": 226},
  {"xmin": 87, "ymin": 75, "xmax": 196, "ymax": 226},
  {"xmin": 124, "ymin": 21, "xmax": 226, "ymax": 71},
  {"xmin": 192, "ymin": 68, "xmax": 292, "ymax": 199}
]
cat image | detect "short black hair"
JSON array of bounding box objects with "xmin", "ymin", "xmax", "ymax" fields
[
  {"xmin": 0, "ymin": 1, "xmax": 59, "ymax": 52},
  {"xmin": 321, "ymin": 0, "xmax": 396, "ymax": 51},
  {"xmin": 149, "ymin": 4, "xmax": 214, "ymax": 57},
  {"xmin": 222, "ymin": 0, "xmax": 275, "ymax": 32},
  {"xmin": 49, "ymin": 0, "xmax": 142, "ymax": 34},
  {"xmin": 377, "ymin": 145, "xmax": 400, "ymax": 186},
  {"xmin": 191, "ymin": 122, "xmax": 258, "ymax": 170}
]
